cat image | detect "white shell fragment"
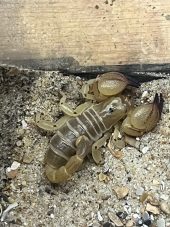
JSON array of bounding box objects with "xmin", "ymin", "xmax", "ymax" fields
[
  {"xmin": 6, "ymin": 161, "xmax": 21, "ymax": 179},
  {"xmin": 1, "ymin": 202, "xmax": 18, "ymax": 222},
  {"xmin": 160, "ymin": 181, "xmax": 165, "ymax": 191},
  {"xmin": 141, "ymin": 90, "xmax": 149, "ymax": 99},
  {"xmin": 21, "ymin": 119, "xmax": 28, "ymax": 129},
  {"xmin": 141, "ymin": 146, "xmax": 149, "ymax": 154},
  {"xmin": 50, "ymin": 213, "xmax": 55, "ymax": 219},
  {"xmin": 152, "ymin": 179, "xmax": 160, "ymax": 185},
  {"xmin": 0, "ymin": 204, "xmax": 2, "ymax": 217},
  {"xmin": 97, "ymin": 211, "xmax": 103, "ymax": 222},
  {"xmin": 11, "ymin": 161, "xmax": 21, "ymax": 170}
]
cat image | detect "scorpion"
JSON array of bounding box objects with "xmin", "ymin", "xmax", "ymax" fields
[{"xmin": 36, "ymin": 72, "xmax": 163, "ymax": 183}]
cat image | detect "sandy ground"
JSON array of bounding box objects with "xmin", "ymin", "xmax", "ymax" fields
[{"xmin": 0, "ymin": 66, "xmax": 170, "ymax": 227}]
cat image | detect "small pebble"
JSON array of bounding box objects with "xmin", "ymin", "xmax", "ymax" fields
[
  {"xmin": 6, "ymin": 161, "xmax": 21, "ymax": 179},
  {"xmin": 23, "ymin": 153, "xmax": 34, "ymax": 164},
  {"xmin": 157, "ymin": 218, "xmax": 166, "ymax": 227},
  {"xmin": 103, "ymin": 222, "xmax": 114, "ymax": 227},
  {"xmin": 143, "ymin": 219, "xmax": 152, "ymax": 226},
  {"xmin": 160, "ymin": 201, "xmax": 170, "ymax": 214},
  {"xmin": 108, "ymin": 212, "xmax": 123, "ymax": 227},
  {"xmin": 132, "ymin": 213, "xmax": 141, "ymax": 223},
  {"xmin": 22, "ymin": 181, "xmax": 27, "ymax": 186},
  {"xmin": 141, "ymin": 90, "xmax": 149, "ymax": 99},
  {"xmin": 97, "ymin": 211, "xmax": 103, "ymax": 222},
  {"xmin": 116, "ymin": 211, "xmax": 128, "ymax": 219},
  {"xmin": 136, "ymin": 187, "xmax": 145, "ymax": 196},
  {"xmin": 126, "ymin": 219, "xmax": 134, "ymax": 227},
  {"xmin": 50, "ymin": 213, "xmax": 54, "ymax": 219},
  {"xmin": 152, "ymin": 179, "xmax": 160, "ymax": 185},
  {"xmin": 21, "ymin": 120, "xmax": 28, "ymax": 129},
  {"xmin": 6, "ymin": 169, "xmax": 18, "ymax": 179},
  {"xmin": 133, "ymin": 213, "xmax": 140, "ymax": 219},
  {"xmin": 142, "ymin": 211, "xmax": 150, "ymax": 221},
  {"xmin": 11, "ymin": 161, "xmax": 20, "ymax": 170},
  {"xmin": 124, "ymin": 205, "xmax": 131, "ymax": 214},
  {"xmin": 98, "ymin": 173, "xmax": 109, "ymax": 182},
  {"xmin": 113, "ymin": 186, "xmax": 129, "ymax": 199},
  {"xmin": 146, "ymin": 203, "xmax": 160, "ymax": 215},
  {"xmin": 141, "ymin": 146, "xmax": 149, "ymax": 154},
  {"xmin": 160, "ymin": 181, "xmax": 165, "ymax": 191},
  {"xmin": 103, "ymin": 164, "xmax": 110, "ymax": 173},
  {"xmin": 17, "ymin": 128, "xmax": 25, "ymax": 136},
  {"xmin": 16, "ymin": 140, "xmax": 23, "ymax": 147},
  {"xmin": 160, "ymin": 194, "xmax": 169, "ymax": 201},
  {"xmin": 137, "ymin": 219, "xmax": 143, "ymax": 225}
]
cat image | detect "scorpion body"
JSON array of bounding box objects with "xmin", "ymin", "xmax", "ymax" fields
[
  {"xmin": 45, "ymin": 96, "xmax": 126, "ymax": 183},
  {"xmin": 36, "ymin": 72, "xmax": 163, "ymax": 183}
]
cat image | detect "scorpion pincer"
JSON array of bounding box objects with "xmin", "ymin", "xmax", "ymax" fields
[{"xmin": 36, "ymin": 72, "xmax": 164, "ymax": 183}]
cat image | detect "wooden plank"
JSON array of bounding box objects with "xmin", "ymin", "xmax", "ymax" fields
[{"xmin": 0, "ymin": 0, "xmax": 170, "ymax": 67}]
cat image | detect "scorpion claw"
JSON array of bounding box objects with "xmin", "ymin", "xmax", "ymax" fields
[
  {"xmin": 121, "ymin": 93, "xmax": 163, "ymax": 137},
  {"xmin": 59, "ymin": 92, "xmax": 93, "ymax": 116},
  {"xmin": 82, "ymin": 72, "xmax": 141, "ymax": 102}
]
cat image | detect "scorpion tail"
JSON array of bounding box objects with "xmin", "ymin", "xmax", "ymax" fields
[
  {"xmin": 45, "ymin": 155, "xmax": 84, "ymax": 183},
  {"xmin": 153, "ymin": 93, "xmax": 164, "ymax": 118}
]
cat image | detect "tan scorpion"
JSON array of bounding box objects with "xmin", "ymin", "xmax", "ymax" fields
[{"xmin": 35, "ymin": 72, "xmax": 163, "ymax": 183}]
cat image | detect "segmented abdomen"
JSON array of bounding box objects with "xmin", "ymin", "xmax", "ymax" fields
[{"xmin": 45, "ymin": 107, "xmax": 108, "ymax": 169}]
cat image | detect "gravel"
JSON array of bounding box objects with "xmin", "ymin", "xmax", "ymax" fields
[{"xmin": 0, "ymin": 65, "xmax": 170, "ymax": 226}]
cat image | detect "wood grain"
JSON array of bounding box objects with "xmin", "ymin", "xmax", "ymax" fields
[{"xmin": 0, "ymin": 0, "xmax": 170, "ymax": 66}]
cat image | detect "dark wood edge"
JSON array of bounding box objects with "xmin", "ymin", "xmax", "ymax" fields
[{"xmin": 0, "ymin": 57, "xmax": 169, "ymax": 82}]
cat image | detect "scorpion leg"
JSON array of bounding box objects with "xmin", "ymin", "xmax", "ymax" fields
[
  {"xmin": 81, "ymin": 79, "xmax": 97, "ymax": 100},
  {"xmin": 108, "ymin": 124, "xmax": 125, "ymax": 153},
  {"xmin": 60, "ymin": 92, "xmax": 93, "ymax": 116},
  {"xmin": 92, "ymin": 132, "xmax": 111, "ymax": 164},
  {"xmin": 45, "ymin": 135, "xmax": 91, "ymax": 183},
  {"xmin": 35, "ymin": 113, "xmax": 71, "ymax": 131}
]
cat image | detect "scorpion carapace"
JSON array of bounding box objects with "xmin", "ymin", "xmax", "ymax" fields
[{"xmin": 36, "ymin": 72, "xmax": 164, "ymax": 183}]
